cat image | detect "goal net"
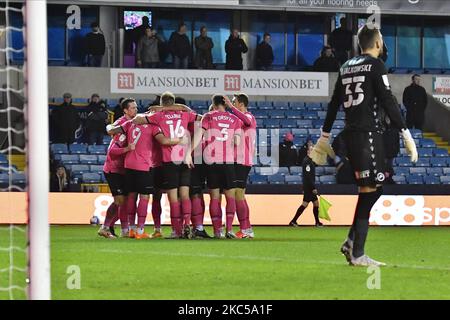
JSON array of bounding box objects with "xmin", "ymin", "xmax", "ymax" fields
[{"xmin": 0, "ymin": 0, "xmax": 50, "ymax": 300}]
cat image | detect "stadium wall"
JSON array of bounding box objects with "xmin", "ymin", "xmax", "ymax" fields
[
  {"xmin": 48, "ymin": 67, "xmax": 438, "ymax": 104},
  {"xmin": 1, "ymin": 193, "xmax": 449, "ymax": 226}
]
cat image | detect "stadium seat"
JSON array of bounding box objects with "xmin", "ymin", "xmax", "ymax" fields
[
  {"xmin": 97, "ymin": 155, "xmax": 107, "ymax": 163},
  {"xmin": 61, "ymin": 154, "xmax": 80, "ymax": 165},
  {"xmin": 414, "ymin": 158, "xmax": 430, "ymax": 167},
  {"xmin": 297, "ymin": 120, "xmax": 313, "ymax": 129},
  {"xmin": 302, "ymin": 111, "xmax": 319, "ymax": 120},
  {"xmin": 426, "ymin": 168, "xmax": 443, "ymax": 176},
  {"xmin": 107, "ymin": 98, "xmax": 119, "ymax": 107},
  {"xmin": 312, "ymin": 119, "xmax": 325, "ymax": 128},
  {"xmin": 324, "ymin": 167, "xmax": 337, "ymax": 175},
  {"xmin": 69, "ymin": 144, "xmax": 88, "ymax": 154},
  {"xmin": 395, "ymin": 167, "xmax": 410, "ymax": 176},
  {"xmin": 82, "ymin": 173, "xmax": 101, "ymax": 184},
  {"xmin": 51, "ymin": 144, "xmax": 69, "ymax": 154},
  {"xmin": 256, "ymin": 119, "xmax": 265, "ymax": 128},
  {"xmin": 417, "ymin": 148, "xmax": 433, "ymax": 157},
  {"xmin": 292, "ymin": 129, "xmax": 309, "ymax": 137},
  {"xmin": 440, "ymin": 176, "xmax": 450, "ymax": 184},
  {"xmin": 308, "ymin": 129, "xmax": 322, "ymax": 136},
  {"xmin": 254, "ymin": 167, "xmax": 274, "ymax": 175},
  {"xmin": 270, "ymin": 110, "xmax": 286, "ymax": 119},
  {"xmin": 72, "ymin": 98, "xmax": 88, "ymax": 104},
  {"xmin": 254, "ymin": 110, "xmax": 269, "ymax": 119},
  {"xmin": 0, "ymin": 156, "xmax": 8, "ymax": 166},
  {"xmin": 443, "ymin": 168, "xmax": 450, "ymax": 176},
  {"xmin": 334, "ymin": 120, "xmax": 345, "ymax": 129},
  {"xmin": 71, "ymin": 165, "xmax": 90, "ymax": 175},
  {"xmin": 102, "ymin": 136, "xmax": 112, "ymax": 145},
  {"xmin": 140, "ymin": 99, "xmax": 153, "ymax": 108},
  {"xmin": 392, "ymin": 175, "xmax": 406, "ymax": 184},
  {"xmin": 410, "ymin": 167, "xmax": 426, "ymax": 176},
  {"xmin": 268, "ymin": 174, "xmax": 285, "ymax": 184},
  {"xmin": 0, "ymin": 173, "xmax": 9, "ymax": 186},
  {"xmin": 280, "ymin": 119, "xmax": 297, "ymax": 128},
  {"xmin": 289, "ymin": 166, "xmax": 302, "ymax": 175},
  {"xmin": 284, "ymin": 111, "xmax": 303, "ymax": 119},
  {"xmin": 305, "ymin": 103, "xmax": 322, "ymax": 111},
  {"xmin": 315, "ymin": 167, "xmax": 325, "ymax": 175},
  {"xmin": 273, "ymin": 101, "xmax": 289, "ymax": 109},
  {"xmin": 88, "ymin": 145, "xmax": 106, "ymax": 155},
  {"xmin": 12, "ymin": 173, "xmax": 26, "ymax": 185},
  {"xmin": 396, "ymin": 157, "xmax": 411, "ymax": 167},
  {"xmin": 317, "ymin": 111, "xmax": 327, "ymax": 119},
  {"xmin": 433, "ymin": 148, "xmax": 449, "ymax": 157},
  {"xmin": 79, "ymin": 155, "xmax": 98, "ymax": 165},
  {"xmin": 264, "ymin": 119, "xmax": 280, "ymax": 128},
  {"xmin": 89, "ymin": 165, "xmax": 104, "ymax": 174},
  {"xmin": 250, "ymin": 175, "xmax": 268, "ymax": 185},
  {"xmin": 290, "ymin": 102, "xmax": 304, "ymax": 110},
  {"xmin": 285, "ymin": 175, "xmax": 302, "ymax": 185},
  {"xmin": 336, "ymin": 112, "xmax": 345, "ymax": 120},
  {"xmin": 410, "ymin": 129, "xmax": 423, "ymax": 139},
  {"xmin": 257, "ymin": 101, "xmax": 272, "ymax": 109},
  {"xmin": 319, "ymin": 175, "xmax": 336, "ymax": 184},
  {"xmin": 407, "ymin": 175, "xmax": 424, "ymax": 184},
  {"xmin": 420, "ymin": 139, "xmax": 436, "ymax": 148},
  {"xmin": 424, "ymin": 176, "xmax": 440, "ymax": 185},
  {"xmin": 275, "ymin": 167, "xmax": 290, "ymax": 175},
  {"xmin": 430, "ymin": 158, "xmax": 447, "ymax": 167},
  {"xmin": 190, "ymin": 100, "xmax": 207, "ymax": 108}
]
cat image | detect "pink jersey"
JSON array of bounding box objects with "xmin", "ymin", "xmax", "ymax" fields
[
  {"xmin": 231, "ymin": 108, "xmax": 257, "ymax": 167},
  {"xmin": 103, "ymin": 116, "xmax": 129, "ymax": 174},
  {"xmin": 148, "ymin": 111, "xmax": 197, "ymax": 164},
  {"xmin": 202, "ymin": 110, "xmax": 243, "ymax": 164},
  {"xmin": 121, "ymin": 119, "xmax": 161, "ymax": 171}
]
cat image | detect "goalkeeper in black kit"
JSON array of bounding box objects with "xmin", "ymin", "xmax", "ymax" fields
[{"xmin": 311, "ymin": 25, "xmax": 418, "ymax": 267}]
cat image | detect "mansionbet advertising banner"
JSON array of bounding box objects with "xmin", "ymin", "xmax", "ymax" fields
[
  {"xmin": 1, "ymin": 193, "xmax": 449, "ymax": 226},
  {"xmin": 433, "ymin": 77, "xmax": 450, "ymax": 107},
  {"xmin": 239, "ymin": 0, "xmax": 450, "ymax": 15},
  {"xmin": 110, "ymin": 69, "xmax": 329, "ymax": 97}
]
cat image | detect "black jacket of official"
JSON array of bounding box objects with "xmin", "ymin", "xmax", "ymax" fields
[
  {"xmin": 85, "ymin": 32, "xmax": 105, "ymax": 56},
  {"xmin": 225, "ymin": 35, "xmax": 248, "ymax": 70},
  {"xmin": 403, "ymin": 83, "xmax": 428, "ymax": 128},
  {"xmin": 195, "ymin": 35, "xmax": 214, "ymax": 69},
  {"xmin": 255, "ymin": 41, "xmax": 274, "ymax": 69},
  {"xmin": 51, "ymin": 102, "xmax": 80, "ymax": 144},
  {"xmin": 169, "ymin": 31, "xmax": 191, "ymax": 59},
  {"xmin": 313, "ymin": 56, "xmax": 340, "ymax": 72}
]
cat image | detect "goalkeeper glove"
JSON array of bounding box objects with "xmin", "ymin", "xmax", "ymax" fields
[
  {"xmin": 311, "ymin": 132, "xmax": 335, "ymax": 166},
  {"xmin": 401, "ymin": 129, "xmax": 418, "ymax": 163}
]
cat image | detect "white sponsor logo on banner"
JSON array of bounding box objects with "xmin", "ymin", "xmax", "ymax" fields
[{"xmin": 111, "ymin": 69, "xmax": 329, "ymax": 97}]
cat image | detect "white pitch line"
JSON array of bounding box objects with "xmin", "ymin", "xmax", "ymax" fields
[{"xmin": 96, "ymin": 248, "xmax": 450, "ymax": 272}]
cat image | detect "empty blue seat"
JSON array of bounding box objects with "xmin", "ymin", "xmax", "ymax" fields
[
  {"xmin": 297, "ymin": 120, "xmax": 313, "ymax": 129},
  {"xmin": 82, "ymin": 173, "xmax": 101, "ymax": 184},
  {"xmin": 273, "ymin": 101, "xmax": 289, "ymax": 109},
  {"xmin": 270, "ymin": 110, "xmax": 286, "ymax": 119},
  {"xmin": 69, "ymin": 144, "xmax": 88, "ymax": 154},
  {"xmin": 315, "ymin": 167, "xmax": 325, "ymax": 175},
  {"xmin": 88, "ymin": 145, "xmax": 106, "ymax": 155},
  {"xmin": 51, "ymin": 144, "xmax": 69, "ymax": 154},
  {"xmin": 305, "ymin": 103, "xmax": 322, "ymax": 111},
  {"xmin": 292, "ymin": 128, "xmax": 309, "ymax": 137},
  {"xmin": 257, "ymin": 101, "xmax": 272, "ymax": 109},
  {"xmin": 256, "ymin": 119, "xmax": 265, "ymax": 128},
  {"xmin": 0, "ymin": 173, "xmax": 9, "ymax": 185},
  {"xmin": 268, "ymin": 174, "xmax": 285, "ymax": 184},
  {"xmin": 415, "ymin": 158, "xmax": 430, "ymax": 167},
  {"xmin": 284, "ymin": 111, "xmax": 303, "ymax": 119},
  {"xmin": 334, "ymin": 120, "xmax": 345, "ymax": 129},
  {"xmin": 336, "ymin": 112, "xmax": 345, "ymax": 120},
  {"xmin": 393, "ymin": 175, "xmax": 406, "ymax": 184},
  {"xmin": 290, "ymin": 102, "xmax": 304, "ymax": 110},
  {"xmin": 79, "ymin": 155, "xmax": 98, "ymax": 165},
  {"xmin": 90, "ymin": 165, "xmax": 104, "ymax": 174},
  {"xmin": 302, "ymin": 111, "xmax": 319, "ymax": 120},
  {"xmin": 410, "ymin": 167, "xmax": 426, "ymax": 176},
  {"xmin": 280, "ymin": 119, "xmax": 297, "ymax": 128},
  {"xmin": 434, "ymin": 148, "xmax": 449, "ymax": 157},
  {"xmin": 250, "ymin": 175, "xmax": 268, "ymax": 185},
  {"xmin": 417, "ymin": 148, "xmax": 433, "ymax": 157},
  {"xmin": 254, "ymin": 110, "xmax": 269, "ymax": 118},
  {"xmin": 320, "ymin": 175, "xmax": 336, "ymax": 184},
  {"xmin": 440, "ymin": 176, "xmax": 450, "ymax": 184},
  {"xmin": 264, "ymin": 119, "xmax": 280, "ymax": 128},
  {"xmin": 420, "ymin": 139, "xmax": 436, "ymax": 148},
  {"xmin": 275, "ymin": 167, "xmax": 290, "ymax": 175},
  {"xmin": 410, "ymin": 129, "xmax": 423, "ymax": 139},
  {"xmin": 324, "ymin": 167, "xmax": 336, "ymax": 175},
  {"xmin": 318, "ymin": 111, "xmax": 327, "ymax": 119},
  {"xmin": 72, "ymin": 98, "xmax": 88, "ymax": 104},
  {"xmin": 190, "ymin": 100, "xmax": 207, "ymax": 107},
  {"xmin": 285, "ymin": 175, "xmax": 302, "ymax": 185},
  {"xmin": 61, "ymin": 154, "xmax": 80, "ymax": 165},
  {"xmin": 289, "ymin": 167, "xmax": 302, "ymax": 175},
  {"xmin": 407, "ymin": 175, "xmax": 424, "ymax": 184},
  {"xmin": 107, "ymin": 98, "xmax": 119, "ymax": 107},
  {"xmin": 396, "ymin": 157, "xmax": 411, "ymax": 167},
  {"xmin": 308, "ymin": 129, "xmax": 322, "ymax": 136},
  {"xmin": 312, "ymin": 119, "xmax": 325, "ymax": 128},
  {"xmin": 425, "ymin": 176, "xmax": 440, "ymax": 185},
  {"xmin": 71, "ymin": 165, "xmax": 90, "ymax": 175},
  {"xmin": 395, "ymin": 167, "xmax": 410, "ymax": 176},
  {"xmin": 12, "ymin": 173, "xmax": 26, "ymax": 184},
  {"xmin": 431, "ymin": 158, "xmax": 447, "ymax": 167},
  {"xmin": 98, "ymin": 155, "xmax": 106, "ymax": 163},
  {"xmin": 427, "ymin": 168, "xmax": 443, "ymax": 176},
  {"xmin": 102, "ymin": 136, "xmax": 112, "ymax": 145},
  {"xmin": 443, "ymin": 167, "xmax": 450, "ymax": 175}
]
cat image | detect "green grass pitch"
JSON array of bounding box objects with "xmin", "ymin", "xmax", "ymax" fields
[{"xmin": 1, "ymin": 226, "xmax": 449, "ymax": 300}]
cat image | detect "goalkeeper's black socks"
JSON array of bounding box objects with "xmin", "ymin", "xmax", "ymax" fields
[
  {"xmin": 352, "ymin": 191, "xmax": 382, "ymax": 258},
  {"xmin": 291, "ymin": 205, "xmax": 307, "ymax": 223}
]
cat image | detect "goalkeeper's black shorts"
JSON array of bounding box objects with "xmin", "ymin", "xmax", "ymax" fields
[{"xmin": 342, "ymin": 130, "xmax": 386, "ymax": 187}]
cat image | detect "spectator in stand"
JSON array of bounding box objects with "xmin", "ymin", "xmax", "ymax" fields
[
  {"xmin": 85, "ymin": 22, "xmax": 106, "ymax": 67},
  {"xmin": 329, "ymin": 17, "xmax": 353, "ymax": 65},
  {"xmin": 255, "ymin": 33, "xmax": 274, "ymax": 71},
  {"xmin": 169, "ymin": 23, "xmax": 191, "ymax": 69},
  {"xmin": 313, "ymin": 46, "xmax": 340, "ymax": 72},
  {"xmin": 137, "ymin": 27, "xmax": 162, "ymax": 68},
  {"xmin": 279, "ymin": 133, "xmax": 298, "ymax": 167},
  {"xmin": 85, "ymin": 94, "xmax": 108, "ymax": 145},
  {"xmin": 50, "ymin": 92, "xmax": 80, "ymax": 144},
  {"xmin": 225, "ymin": 29, "xmax": 248, "ymax": 70},
  {"xmin": 403, "ymin": 74, "xmax": 428, "ymax": 130},
  {"xmin": 113, "ymin": 97, "xmax": 125, "ymax": 122},
  {"xmin": 50, "ymin": 165, "xmax": 71, "ymax": 192},
  {"xmin": 194, "ymin": 26, "xmax": 214, "ymax": 69},
  {"xmin": 132, "ymin": 16, "xmax": 151, "ymax": 50}
]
